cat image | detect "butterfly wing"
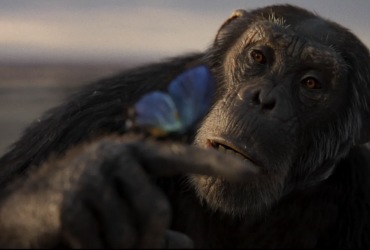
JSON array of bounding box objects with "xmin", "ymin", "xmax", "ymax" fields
[
  {"xmin": 134, "ymin": 91, "xmax": 182, "ymax": 135},
  {"xmin": 168, "ymin": 65, "xmax": 215, "ymax": 131}
]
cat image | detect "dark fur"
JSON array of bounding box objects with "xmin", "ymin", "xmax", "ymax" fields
[
  {"xmin": 1, "ymin": 4, "xmax": 370, "ymax": 248},
  {"xmin": 0, "ymin": 53, "xmax": 202, "ymax": 187}
]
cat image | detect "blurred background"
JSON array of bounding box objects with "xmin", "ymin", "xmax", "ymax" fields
[{"xmin": 0, "ymin": 0, "xmax": 369, "ymax": 155}]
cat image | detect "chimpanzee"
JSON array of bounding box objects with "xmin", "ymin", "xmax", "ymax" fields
[{"xmin": 0, "ymin": 4, "xmax": 370, "ymax": 249}]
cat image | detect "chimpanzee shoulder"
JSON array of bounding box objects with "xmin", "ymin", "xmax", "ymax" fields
[{"xmin": 0, "ymin": 53, "xmax": 203, "ymax": 187}]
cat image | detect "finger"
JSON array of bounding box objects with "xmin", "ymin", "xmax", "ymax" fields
[
  {"xmin": 60, "ymin": 200, "xmax": 104, "ymax": 249},
  {"xmin": 81, "ymin": 181, "xmax": 138, "ymax": 249},
  {"xmin": 163, "ymin": 230, "xmax": 194, "ymax": 249},
  {"xmin": 60, "ymin": 166, "xmax": 138, "ymax": 249},
  {"xmin": 60, "ymin": 145, "xmax": 141, "ymax": 248},
  {"xmin": 113, "ymin": 158, "xmax": 171, "ymax": 249},
  {"xmin": 130, "ymin": 141, "xmax": 260, "ymax": 182}
]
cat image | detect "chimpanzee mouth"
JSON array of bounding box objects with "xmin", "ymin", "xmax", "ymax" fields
[{"xmin": 207, "ymin": 138, "xmax": 258, "ymax": 166}]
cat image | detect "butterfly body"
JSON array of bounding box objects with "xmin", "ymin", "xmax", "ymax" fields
[{"xmin": 128, "ymin": 65, "xmax": 215, "ymax": 137}]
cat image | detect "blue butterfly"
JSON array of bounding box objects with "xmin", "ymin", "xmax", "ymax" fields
[{"xmin": 131, "ymin": 65, "xmax": 215, "ymax": 136}]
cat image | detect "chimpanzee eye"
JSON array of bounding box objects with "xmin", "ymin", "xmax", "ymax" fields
[
  {"xmin": 302, "ymin": 77, "xmax": 322, "ymax": 89},
  {"xmin": 251, "ymin": 50, "xmax": 266, "ymax": 64}
]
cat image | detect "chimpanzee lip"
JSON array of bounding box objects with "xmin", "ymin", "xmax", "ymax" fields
[{"xmin": 207, "ymin": 137, "xmax": 261, "ymax": 167}]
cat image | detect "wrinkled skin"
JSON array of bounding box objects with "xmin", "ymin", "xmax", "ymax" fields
[
  {"xmin": 192, "ymin": 11, "xmax": 351, "ymax": 217},
  {"xmin": 1, "ymin": 4, "xmax": 370, "ymax": 249}
]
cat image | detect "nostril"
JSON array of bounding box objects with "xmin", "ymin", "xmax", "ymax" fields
[
  {"xmin": 262, "ymin": 101, "xmax": 276, "ymax": 110},
  {"xmin": 252, "ymin": 90, "xmax": 261, "ymax": 105},
  {"xmin": 256, "ymin": 90, "xmax": 276, "ymax": 110}
]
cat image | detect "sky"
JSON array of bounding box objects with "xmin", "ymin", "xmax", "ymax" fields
[{"xmin": 0, "ymin": 0, "xmax": 369, "ymax": 65}]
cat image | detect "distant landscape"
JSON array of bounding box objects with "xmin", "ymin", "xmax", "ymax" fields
[{"xmin": 0, "ymin": 63, "xmax": 137, "ymax": 155}]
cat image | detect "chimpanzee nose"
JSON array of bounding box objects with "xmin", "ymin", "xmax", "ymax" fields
[
  {"xmin": 251, "ymin": 88, "xmax": 276, "ymax": 111},
  {"xmin": 239, "ymin": 84, "xmax": 277, "ymax": 111}
]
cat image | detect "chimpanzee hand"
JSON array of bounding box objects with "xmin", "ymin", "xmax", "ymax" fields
[{"xmin": 0, "ymin": 138, "xmax": 258, "ymax": 249}]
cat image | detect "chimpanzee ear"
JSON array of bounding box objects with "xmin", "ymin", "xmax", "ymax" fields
[
  {"xmin": 356, "ymin": 114, "xmax": 370, "ymax": 145},
  {"xmin": 214, "ymin": 9, "xmax": 248, "ymax": 44}
]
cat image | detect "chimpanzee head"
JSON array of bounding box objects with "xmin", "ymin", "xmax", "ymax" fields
[{"xmin": 190, "ymin": 4, "xmax": 370, "ymax": 216}]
